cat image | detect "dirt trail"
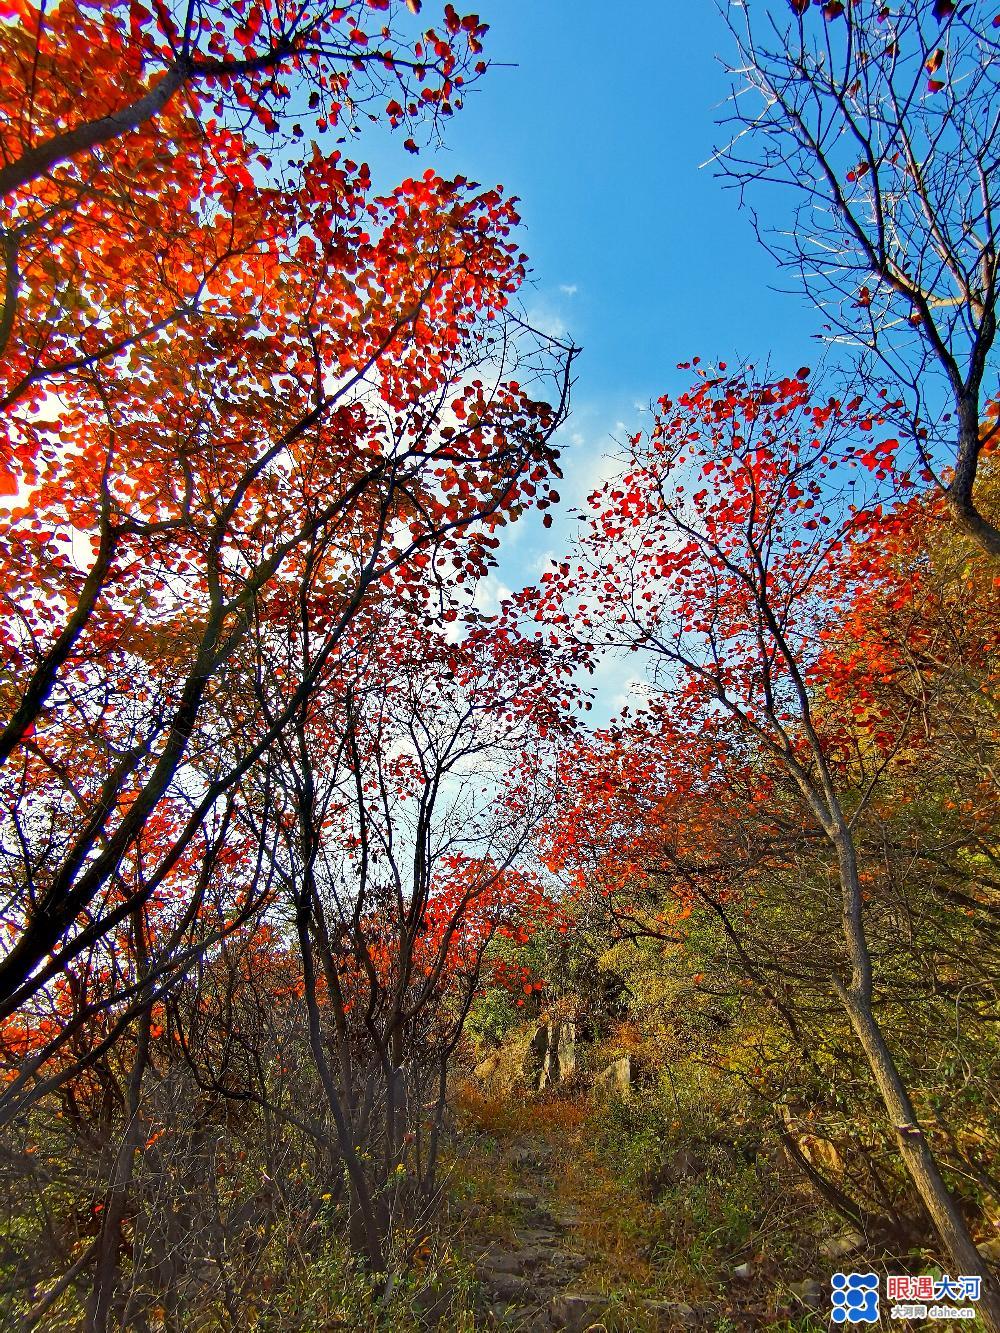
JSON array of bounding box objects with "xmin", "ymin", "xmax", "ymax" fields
[
  {"xmin": 467, "ymin": 1131, "xmax": 586, "ymax": 1329},
  {"xmin": 451, "ymin": 1092, "xmax": 701, "ymax": 1332}
]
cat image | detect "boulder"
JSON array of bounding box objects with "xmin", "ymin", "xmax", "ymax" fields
[
  {"xmin": 540, "ymin": 1019, "xmax": 577, "ymax": 1089},
  {"xmin": 473, "ymin": 1052, "xmax": 498, "ymax": 1082},
  {"xmin": 557, "ymin": 1020, "xmax": 577, "ymax": 1082},
  {"xmin": 475, "ymin": 1018, "xmax": 579, "ymax": 1093},
  {"xmin": 665, "ymin": 1145, "xmax": 703, "ymax": 1183},
  {"xmin": 471, "ymin": 1025, "xmax": 541, "ymax": 1092},
  {"xmin": 412, "ymin": 1281, "xmax": 453, "ymax": 1326},
  {"xmin": 780, "ymin": 1101, "xmax": 844, "ymax": 1175},
  {"xmin": 530, "ymin": 1020, "xmax": 550, "ymax": 1063},
  {"xmin": 595, "ymin": 1055, "xmax": 632, "ymax": 1096},
  {"xmin": 796, "ymin": 1133, "xmax": 845, "ymax": 1175},
  {"xmin": 641, "ymin": 1146, "xmax": 705, "ymax": 1196}
]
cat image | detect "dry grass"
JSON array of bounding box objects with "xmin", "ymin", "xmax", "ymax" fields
[
  {"xmin": 546, "ymin": 1114, "xmax": 665, "ymax": 1296},
  {"xmin": 451, "ymin": 1080, "xmax": 665, "ymax": 1298},
  {"xmin": 453, "ymin": 1082, "xmax": 586, "ymax": 1141}
]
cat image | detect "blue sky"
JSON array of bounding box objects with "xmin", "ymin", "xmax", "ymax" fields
[{"xmin": 371, "ymin": 3, "xmax": 829, "ymax": 713}]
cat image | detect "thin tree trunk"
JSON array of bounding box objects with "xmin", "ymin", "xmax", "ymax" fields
[
  {"xmin": 948, "ymin": 392, "xmax": 1000, "ymax": 559},
  {"xmin": 295, "ymin": 907, "xmax": 385, "ymax": 1270},
  {"xmin": 86, "ymin": 999, "xmax": 153, "ymax": 1333},
  {"xmin": 830, "ymin": 829, "xmax": 1000, "ymax": 1332}
]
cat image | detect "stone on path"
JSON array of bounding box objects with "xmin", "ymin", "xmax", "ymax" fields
[
  {"xmin": 484, "ymin": 1271, "xmax": 535, "ymax": 1304},
  {"xmin": 464, "ymin": 1120, "xmax": 711, "ymax": 1331},
  {"xmin": 548, "ymin": 1202, "xmax": 583, "ymax": 1229},
  {"xmin": 789, "ymin": 1278, "xmax": 823, "ymax": 1309},
  {"xmin": 509, "ymin": 1187, "xmax": 543, "ymax": 1212},
  {"xmin": 549, "ymin": 1290, "xmax": 611, "ymax": 1331},
  {"xmin": 642, "ymin": 1298, "xmax": 699, "ymax": 1327},
  {"xmin": 510, "ymin": 1142, "xmax": 553, "ymax": 1170},
  {"xmin": 514, "ymin": 1225, "xmax": 563, "ymax": 1248},
  {"xmin": 477, "ymin": 1243, "xmax": 562, "ymax": 1277},
  {"xmin": 818, "ymin": 1229, "xmax": 864, "ymax": 1261},
  {"xmin": 548, "ymin": 1248, "xmax": 587, "ymax": 1272},
  {"xmin": 507, "ymin": 1306, "xmax": 552, "ymax": 1333}
]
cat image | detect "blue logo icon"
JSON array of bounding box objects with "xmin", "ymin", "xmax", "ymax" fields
[{"xmin": 832, "ymin": 1272, "xmax": 879, "ymax": 1323}]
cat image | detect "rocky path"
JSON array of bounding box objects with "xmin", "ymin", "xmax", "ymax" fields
[
  {"xmin": 454, "ymin": 1114, "xmax": 700, "ymax": 1332},
  {"xmin": 469, "ymin": 1134, "xmax": 586, "ymax": 1330}
]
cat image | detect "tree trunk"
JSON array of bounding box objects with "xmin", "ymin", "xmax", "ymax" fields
[
  {"xmin": 296, "ymin": 909, "xmax": 386, "ymax": 1270},
  {"xmin": 948, "ymin": 391, "xmax": 1000, "ymax": 560},
  {"xmin": 86, "ymin": 1001, "xmax": 153, "ymax": 1333},
  {"xmin": 830, "ymin": 829, "xmax": 1000, "ymax": 1332}
]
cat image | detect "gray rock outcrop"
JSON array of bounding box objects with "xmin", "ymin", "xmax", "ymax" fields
[
  {"xmin": 475, "ymin": 1017, "xmax": 578, "ymax": 1093},
  {"xmin": 595, "ymin": 1054, "xmax": 632, "ymax": 1096}
]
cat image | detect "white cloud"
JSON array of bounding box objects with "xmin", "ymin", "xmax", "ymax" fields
[
  {"xmin": 470, "ymin": 572, "xmax": 513, "ymax": 616},
  {"xmin": 559, "ymin": 283, "xmax": 578, "ymax": 297},
  {"xmin": 524, "ymin": 300, "xmax": 569, "ymax": 341}
]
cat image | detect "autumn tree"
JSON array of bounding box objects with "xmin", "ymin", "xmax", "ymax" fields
[
  {"xmin": 0, "ymin": 5, "xmax": 577, "ymax": 1316},
  {"xmin": 1, "ymin": 0, "xmax": 490, "ymax": 489},
  {"xmin": 231, "ymin": 587, "xmax": 575, "ymax": 1269},
  {"xmin": 717, "ymin": 0, "xmax": 1000, "ymax": 555},
  {"xmin": 545, "ymin": 661, "xmax": 1000, "ymax": 1247},
  {"xmin": 531, "ymin": 367, "xmax": 1000, "ymax": 1325},
  {"xmin": 0, "ymin": 911, "xmax": 341, "ymax": 1328},
  {"xmin": 0, "ymin": 0, "xmax": 573, "ymax": 1043},
  {"xmin": 0, "ymin": 0, "xmax": 487, "ymax": 191}
]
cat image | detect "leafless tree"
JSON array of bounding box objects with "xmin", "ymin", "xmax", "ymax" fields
[{"xmin": 717, "ymin": 0, "xmax": 1000, "ymax": 554}]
